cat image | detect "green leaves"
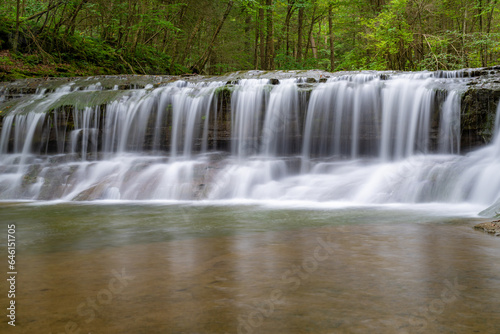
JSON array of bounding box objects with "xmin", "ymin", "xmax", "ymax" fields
[
  {"xmin": 364, "ymin": 0, "xmax": 413, "ymax": 56},
  {"xmin": 1, "ymin": 0, "xmax": 500, "ymax": 77}
]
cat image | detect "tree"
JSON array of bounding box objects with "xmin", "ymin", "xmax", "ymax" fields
[{"xmin": 1, "ymin": 0, "xmax": 500, "ymax": 77}]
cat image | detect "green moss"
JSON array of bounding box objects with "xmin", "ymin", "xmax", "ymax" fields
[
  {"xmin": 0, "ymin": 56, "xmax": 14, "ymax": 66},
  {"xmin": 214, "ymin": 85, "xmax": 234, "ymax": 98},
  {"xmin": 47, "ymin": 90, "xmax": 129, "ymax": 110},
  {"xmin": 0, "ymin": 89, "xmax": 129, "ymax": 116}
]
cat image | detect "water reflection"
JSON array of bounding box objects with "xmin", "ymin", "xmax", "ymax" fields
[{"xmin": 2, "ymin": 204, "xmax": 498, "ymax": 333}]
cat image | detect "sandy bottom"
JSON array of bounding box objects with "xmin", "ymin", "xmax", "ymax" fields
[{"xmin": 3, "ymin": 220, "xmax": 500, "ymax": 334}]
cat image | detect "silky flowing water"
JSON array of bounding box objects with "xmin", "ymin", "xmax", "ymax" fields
[
  {"xmin": 1, "ymin": 70, "xmax": 500, "ymax": 332},
  {"xmin": 1, "ymin": 202, "xmax": 499, "ymax": 333}
]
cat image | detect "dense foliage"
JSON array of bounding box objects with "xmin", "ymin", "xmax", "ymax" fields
[{"xmin": 1, "ymin": 0, "xmax": 500, "ymax": 79}]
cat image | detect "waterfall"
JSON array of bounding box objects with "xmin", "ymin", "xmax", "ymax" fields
[
  {"xmin": 0, "ymin": 70, "xmax": 499, "ymax": 209},
  {"xmin": 231, "ymin": 79, "xmax": 269, "ymax": 157},
  {"xmin": 379, "ymin": 78, "xmax": 436, "ymax": 160},
  {"xmin": 261, "ymin": 79, "xmax": 301, "ymax": 156},
  {"xmin": 438, "ymin": 91, "xmax": 461, "ymax": 154}
]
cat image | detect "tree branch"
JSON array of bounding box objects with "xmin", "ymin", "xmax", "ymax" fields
[{"xmin": 22, "ymin": 1, "xmax": 65, "ymax": 22}]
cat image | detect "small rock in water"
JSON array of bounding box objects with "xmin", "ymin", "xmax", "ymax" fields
[{"xmin": 474, "ymin": 220, "xmax": 500, "ymax": 236}]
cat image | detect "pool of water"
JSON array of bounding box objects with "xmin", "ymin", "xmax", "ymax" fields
[{"xmin": 1, "ymin": 202, "xmax": 499, "ymax": 333}]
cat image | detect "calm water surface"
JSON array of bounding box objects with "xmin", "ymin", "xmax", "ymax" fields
[{"xmin": 0, "ymin": 202, "xmax": 499, "ymax": 333}]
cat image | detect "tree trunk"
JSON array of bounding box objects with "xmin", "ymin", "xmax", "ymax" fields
[
  {"xmin": 297, "ymin": 7, "xmax": 304, "ymax": 62},
  {"xmin": 486, "ymin": 0, "xmax": 497, "ymax": 65},
  {"xmin": 328, "ymin": 4, "xmax": 335, "ymax": 71},
  {"xmin": 486, "ymin": 0, "xmax": 497, "ymax": 33},
  {"xmin": 259, "ymin": 4, "xmax": 265, "ymax": 69},
  {"xmin": 53, "ymin": 2, "xmax": 68, "ymax": 33},
  {"xmin": 181, "ymin": 17, "xmax": 203, "ymax": 66},
  {"xmin": 13, "ymin": 0, "xmax": 20, "ymax": 52},
  {"xmin": 254, "ymin": 8, "xmax": 259, "ymax": 69},
  {"xmin": 169, "ymin": 6, "xmax": 186, "ymax": 74},
  {"xmin": 310, "ymin": 35, "xmax": 317, "ymax": 59},
  {"xmin": 65, "ymin": 0, "xmax": 89, "ymax": 38},
  {"xmin": 305, "ymin": 6, "xmax": 317, "ymax": 59},
  {"xmin": 132, "ymin": 1, "xmax": 145, "ymax": 53},
  {"xmin": 193, "ymin": 1, "xmax": 234, "ymax": 73},
  {"xmin": 285, "ymin": 1, "xmax": 295, "ymax": 57},
  {"xmin": 39, "ymin": 0, "xmax": 55, "ymax": 34},
  {"xmin": 463, "ymin": 10, "xmax": 467, "ymax": 67},
  {"xmin": 478, "ymin": 0, "xmax": 487, "ymax": 66},
  {"xmin": 23, "ymin": 0, "xmax": 64, "ymax": 22},
  {"xmin": 265, "ymin": 0, "xmax": 274, "ymax": 70},
  {"xmin": 244, "ymin": 12, "xmax": 252, "ymax": 55}
]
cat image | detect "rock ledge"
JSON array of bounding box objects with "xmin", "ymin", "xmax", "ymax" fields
[{"xmin": 474, "ymin": 221, "xmax": 500, "ymax": 236}]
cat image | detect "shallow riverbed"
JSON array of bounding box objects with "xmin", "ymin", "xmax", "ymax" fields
[{"xmin": 1, "ymin": 202, "xmax": 499, "ymax": 333}]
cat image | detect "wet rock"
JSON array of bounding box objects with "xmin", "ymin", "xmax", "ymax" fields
[
  {"xmin": 474, "ymin": 221, "xmax": 500, "ymax": 236},
  {"xmin": 461, "ymin": 86, "xmax": 500, "ymax": 151},
  {"xmin": 72, "ymin": 182, "xmax": 109, "ymax": 201},
  {"xmin": 478, "ymin": 197, "xmax": 500, "ymax": 217}
]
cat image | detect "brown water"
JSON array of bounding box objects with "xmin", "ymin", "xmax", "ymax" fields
[{"xmin": 1, "ymin": 203, "xmax": 499, "ymax": 333}]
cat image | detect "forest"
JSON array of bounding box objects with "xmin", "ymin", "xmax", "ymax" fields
[{"xmin": 0, "ymin": 0, "xmax": 499, "ymax": 79}]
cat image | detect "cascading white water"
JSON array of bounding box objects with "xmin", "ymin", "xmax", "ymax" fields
[
  {"xmin": 170, "ymin": 81, "xmax": 223, "ymax": 158},
  {"xmin": 71, "ymin": 106, "xmax": 100, "ymax": 160},
  {"xmin": 301, "ymin": 75, "xmax": 440, "ymax": 163},
  {"xmin": 379, "ymin": 77, "xmax": 436, "ymax": 160},
  {"xmin": 231, "ymin": 79, "xmax": 269, "ymax": 157},
  {"xmin": 261, "ymin": 79, "xmax": 301, "ymax": 156},
  {"xmin": 439, "ymin": 90, "xmax": 461, "ymax": 154},
  {"xmin": 1, "ymin": 71, "xmax": 500, "ymax": 211}
]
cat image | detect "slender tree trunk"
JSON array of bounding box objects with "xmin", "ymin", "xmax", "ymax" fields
[
  {"xmin": 13, "ymin": 0, "xmax": 21, "ymax": 52},
  {"xmin": 39, "ymin": 0, "xmax": 54, "ymax": 34},
  {"xmin": 478, "ymin": 0, "xmax": 487, "ymax": 66},
  {"xmin": 254, "ymin": 9, "xmax": 259, "ymax": 69},
  {"xmin": 259, "ymin": 4, "xmax": 265, "ymax": 69},
  {"xmin": 285, "ymin": 1, "xmax": 295, "ymax": 57},
  {"xmin": 486, "ymin": 0, "xmax": 497, "ymax": 33},
  {"xmin": 463, "ymin": 10, "xmax": 467, "ymax": 67},
  {"xmin": 132, "ymin": 1, "xmax": 145, "ymax": 53},
  {"xmin": 53, "ymin": 2, "xmax": 68, "ymax": 33},
  {"xmin": 297, "ymin": 7, "xmax": 304, "ymax": 62},
  {"xmin": 65, "ymin": 0, "xmax": 89, "ymax": 38},
  {"xmin": 51, "ymin": 2, "xmax": 68, "ymax": 52},
  {"xmin": 181, "ymin": 17, "xmax": 203, "ymax": 65},
  {"xmin": 265, "ymin": 0, "xmax": 274, "ymax": 70},
  {"xmin": 24, "ymin": 0, "xmax": 64, "ymax": 22},
  {"xmin": 328, "ymin": 4, "xmax": 334, "ymax": 71},
  {"xmin": 310, "ymin": 35, "xmax": 317, "ymax": 59},
  {"xmin": 479, "ymin": 0, "xmax": 483, "ymax": 33},
  {"xmin": 244, "ymin": 12, "xmax": 251, "ymax": 55},
  {"xmin": 486, "ymin": 0, "xmax": 497, "ymax": 65},
  {"xmin": 124, "ymin": 0, "xmax": 134, "ymax": 45},
  {"xmin": 169, "ymin": 6, "xmax": 186, "ymax": 74},
  {"xmin": 117, "ymin": 8, "xmax": 125, "ymax": 48},
  {"xmin": 305, "ymin": 6, "xmax": 316, "ymax": 59},
  {"xmin": 193, "ymin": 1, "xmax": 234, "ymax": 73}
]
